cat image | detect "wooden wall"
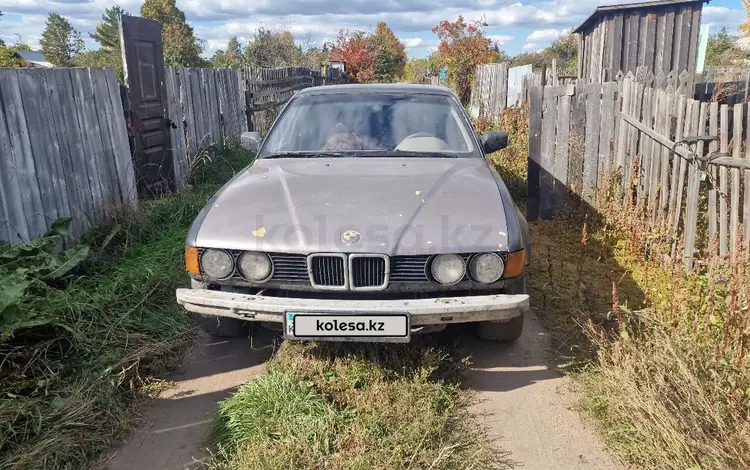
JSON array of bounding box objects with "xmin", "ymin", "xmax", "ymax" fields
[
  {"xmin": 0, "ymin": 67, "xmax": 136, "ymax": 244},
  {"xmin": 578, "ymin": 2, "xmax": 703, "ymax": 82}
]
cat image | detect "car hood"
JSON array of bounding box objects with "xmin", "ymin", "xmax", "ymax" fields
[{"xmin": 194, "ymin": 157, "xmax": 512, "ymax": 255}]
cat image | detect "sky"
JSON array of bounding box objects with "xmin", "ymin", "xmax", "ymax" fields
[{"xmin": 0, "ymin": 0, "xmax": 745, "ymax": 59}]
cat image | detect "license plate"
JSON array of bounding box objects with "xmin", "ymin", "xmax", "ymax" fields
[{"xmin": 284, "ymin": 312, "xmax": 410, "ymax": 343}]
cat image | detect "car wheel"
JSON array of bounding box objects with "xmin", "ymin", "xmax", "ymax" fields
[{"xmin": 477, "ymin": 314, "xmax": 524, "ymax": 342}]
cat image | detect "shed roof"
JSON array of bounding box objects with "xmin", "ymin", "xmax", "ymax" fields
[
  {"xmin": 12, "ymin": 50, "xmax": 54, "ymax": 68},
  {"xmin": 573, "ymin": 0, "xmax": 710, "ymax": 33}
]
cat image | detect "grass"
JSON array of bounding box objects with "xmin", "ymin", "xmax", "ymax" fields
[
  {"xmin": 210, "ymin": 339, "xmax": 510, "ymax": 470},
  {"xmin": 0, "ymin": 142, "xmax": 254, "ymax": 470}
]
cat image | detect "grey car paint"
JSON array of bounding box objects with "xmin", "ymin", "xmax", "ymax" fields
[{"xmin": 186, "ymin": 84, "xmax": 530, "ymax": 261}]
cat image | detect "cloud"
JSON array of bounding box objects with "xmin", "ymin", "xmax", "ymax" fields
[
  {"xmin": 702, "ymin": 6, "xmax": 745, "ymax": 30},
  {"xmin": 487, "ymin": 34, "xmax": 513, "ymax": 46},
  {"xmin": 526, "ymin": 28, "xmax": 562, "ymax": 42},
  {"xmin": 403, "ymin": 37, "xmax": 423, "ymax": 48},
  {"xmin": 523, "ymin": 42, "xmax": 538, "ymax": 51}
]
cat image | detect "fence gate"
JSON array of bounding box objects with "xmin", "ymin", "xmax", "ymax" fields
[{"xmin": 119, "ymin": 15, "xmax": 173, "ymax": 195}]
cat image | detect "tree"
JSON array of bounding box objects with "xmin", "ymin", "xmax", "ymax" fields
[
  {"xmin": 140, "ymin": 0, "xmax": 204, "ymax": 67},
  {"xmin": 211, "ymin": 35, "xmax": 242, "ymax": 68},
  {"xmin": 546, "ymin": 33, "xmax": 577, "ymax": 73},
  {"xmin": 705, "ymin": 26, "xmax": 749, "ymax": 67},
  {"xmin": 40, "ymin": 12, "xmax": 84, "ymax": 67},
  {"xmin": 243, "ymin": 27, "xmax": 303, "ymax": 67},
  {"xmin": 330, "ymin": 29, "xmax": 376, "ymax": 83},
  {"xmin": 741, "ymin": 0, "xmax": 750, "ymax": 36},
  {"xmin": 370, "ymin": 22, "xmax": 407, "ymax": 82},
  {"xmin": 432, "ymin": 16, "xmax": 494, "ymax": 103},
  {"xmin": 403, "ymin": 56, "xmax": 440, "ymax": 83},
  {"xmin": 90, "ymin": 6, "xmax": 126, "ymax": 52}
]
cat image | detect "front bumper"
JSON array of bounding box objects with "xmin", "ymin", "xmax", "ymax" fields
[{"xmin": 175, "ymin": 288, "xmax": 529, "ymax": 326}]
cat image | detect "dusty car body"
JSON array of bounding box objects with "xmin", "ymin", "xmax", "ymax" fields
[{"xmin": 176, "ymin": 84, "xmax": 530, "ymax": 343}]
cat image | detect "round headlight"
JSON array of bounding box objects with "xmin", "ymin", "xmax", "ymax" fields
[
  {"xmin": 201, "ymin": 249, "xmax": 234, "ymax": 279},
  {"xmin": 469, "ymin": 253, "xmax": 505, "ymax": 284},
  {"xmin": 430, "ymin": 254, "xmax": 466, "ymax": 285},
  {"xmin": 237, "ymin": 251, "xmax": 272, "ymax": 282}
]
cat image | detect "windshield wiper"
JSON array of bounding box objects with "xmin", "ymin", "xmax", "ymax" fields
[
  {"xmin": 387, "ymin": 150, "xmax": 461, "ymax": 158},
  {"xmin": 263, "ymin": 152, "xmax": 349, "ymax": 159}
]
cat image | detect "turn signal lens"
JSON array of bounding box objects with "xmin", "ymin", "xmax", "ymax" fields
[
  {"xmin": 504, "ymin": 250, "xmax": 525, "ymax": 278},
  {"xmin": 185, "ymin": 246, "xmax": 200, "ymax": 275}
]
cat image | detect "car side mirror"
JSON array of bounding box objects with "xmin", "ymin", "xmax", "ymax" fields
[
  {"xmin": 241, "ymin": 131, "xmax": 264, "ymax": 152},
  {"xmin": 481, "ymin": 130, "xmax": 509, "ymax": 154}
]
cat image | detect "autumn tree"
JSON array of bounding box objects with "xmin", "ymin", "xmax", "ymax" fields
[
  {"xmin": 432, "ymin": 16, "xmax": 494, "ymax": 103},
  {"xmin": 547, "ymin": 33, "xmax": 577, "ymax": 73},
  {"xmin": 40, "ymin": 12, "xmax": 84, "ymax": 67},
  {"xmin": 370, "ymin": 22, "xmax": 407, "ymax": 82},
  {"xmin": 140, "ymin": 0, "xmax": 204, "ymax": 67},
  {"xmin": 741, "ymin": 0, "xmax": 750, "ymax": 36},
  {"xmin": 330, "ymin": 29, "xmax": 376, "ymax": 83},
  {"xmin": 403, "ymin": 56, "xmax": 440, "ymax": 83}
]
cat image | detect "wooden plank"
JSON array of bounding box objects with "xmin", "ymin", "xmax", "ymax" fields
[
  {"xmin": 55, "ymin": 69, "xmax": 96, "ymax": 233},
  {"xmin": 164, "ymin": 67, "xmax": 185, "ymax": 189},
  {"xmin": 1, "ymin": 69, "xmax": 47, "ymax": 237},
  {"xmin": 527, "ymin": 86, "xmax": 543, "ymax": 221},
  {"xmin": 638, "ymin": 14, "xmax": 649, "ymax": 70},
  {"xmin": 646, "ymin": 89, "xmax": 661, "ymax": 217},
  {"xmin": 104, "ymin": 67, "xmax": 137, "ymax": 204},
  {"xmin": 0, "ymin": 69, "xmax": 31, "ymax": 242},
  {"xmin": 602, "ymin": 16, "xmax": 613, "ymax": 80},
  {"xmin": 654, "ymin": 11, "xmax": 666, "ymax": 75},
  {"xmin": 677, "ymin": 6, "xmax": 692, "ymax": 74},
  {"xmin": 569, "ymin": 88, "xmax": 587, "ymax": 197},
  {"xmin": 687, "ymin": 7, "xmax": 701, "ymax": 73},
  {"xmin": 719, "ymin": 104, "xmax": 729, "ymax": 256},
  {"xmin": 611, "ymin": 14, "xmax": 624, "ymax": 74},
  {"xmin": 71, "ymin": 68, "xmax": 107, "ymax": 220},
  {"xmin": 555, "ymin": 94, "xmax": 571, "ymax": 209},
  {"xmin": 644, "ymin": 12, "xmax": 657, "ymax": 73},
  {"xmin": 44, "ymin": 69, "xmax": 84, "ymax": 237},
  {"xmin": 683, "ymin": 100, "xmax": 703, "ymax": 269},
  {"xmin": 599, "ymin": 82, "xmax": 618, "ymax": 175},
  {"xmin": 745, "ymin": 107, "xmax": 750, "ymax": 255},
  {"xmin": 659, "ymin": 91, "xmax": 674, "ymax": 223},
  {"xmin": 615, "ymin": 78, "xmax": 631, "ymax": 172},
  {"xmin": 583, "ymin": 83, "xmax": 602, "ymax": 202},
  {"xmin": 539, "ymin": 86, "xmax": 558, "ymax": 219},
  {"xmin": 730, "ymin": 103, "xmax": 742, "ymax": 254},
  {"xmin": 636, "ymin": 87, "xmax": 652, "ymax": 203},
  {"xmin": 668, "ymin": 95, "xmax": 686, "ymax": 228},
  {"xmin": 90, "ymin": 68, "xmax": 124, "ymax": 207},
  {"xmin": 626, "ymin": 13, "xmax": 639, "ymax": 73},
  {"xmin": 672, "ymin": 8, "xmax": 685, "ymax": 73},
  {"xmin": 663, "ymin": 8, "xmax": 676, "ymax": 73},
  {"xmin": 672, "ymin": 97, "xmax": 693, "ymax": 234},
  {"xmin": 708, "ymin": 101, "xmax": 719, "ymax": 249}
]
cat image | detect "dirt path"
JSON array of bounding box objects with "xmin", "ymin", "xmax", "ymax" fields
[
  {"xmin": 464, "ymin": 310, "xmax": 623, "ymax": 469},
  {"xmin": 100, "ymin": 330, "xmax": 275, "ymax": 470},
  {"xmin": 101, "ymin": 313, "xmax": 621, "ymax": 470}
]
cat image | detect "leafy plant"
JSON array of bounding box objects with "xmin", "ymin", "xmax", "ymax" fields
[{"xmin": 0, "ymin": 218, "xmax": 89, "ymax": 341}]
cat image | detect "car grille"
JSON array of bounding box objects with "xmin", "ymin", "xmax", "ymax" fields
[
  {"xmin": 308, "ymin": 254, "xmax": 347, "ymax": 289},
  {"xmin": 268, "ymin": 253, "xmax": 308, "ymax": 282},
  {"xmin": 390, "ymin": 255, "xmax": 430, "ymax": 282},
  {"xmin": 350, "ymin": 254, "xmax": 388, "ymax": 290}
]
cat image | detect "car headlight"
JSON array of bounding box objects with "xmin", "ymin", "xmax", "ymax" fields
[
  {"xmin": 237, "ymin": 251, "xmax": 272, "ymax": 282},
  {"xmin": 430, "ymin": 254, "xmax": 466, "ymax": 285},
  {"xmin": 469, "ymin": 253, "xmax": 505, "ymax": 284},
  {"xmin": 201, "ymin": 249, "xmax": 234, "ymax": 279}
]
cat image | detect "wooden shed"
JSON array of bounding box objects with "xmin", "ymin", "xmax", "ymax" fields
[{"xmin": 573, "ymin": 0, "xmax": 709, "ymax": 82}]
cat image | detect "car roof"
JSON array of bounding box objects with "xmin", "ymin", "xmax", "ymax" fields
[{"xmin": 297, "ymin": 83, "xmax": 457, "ymax": 97}]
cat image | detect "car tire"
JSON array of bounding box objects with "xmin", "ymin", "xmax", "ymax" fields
[
  {"xmin": 477, "ymin": 314, "xmax": 524, "ymax": 342},
  {"xmin": 190, "ymin": 279, "xmax": 249, "ymax": 337}
]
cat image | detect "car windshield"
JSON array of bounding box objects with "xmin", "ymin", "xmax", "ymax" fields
[{"xmin": 259, "ymin": 92, "xmax": 479, "ymax": 158}]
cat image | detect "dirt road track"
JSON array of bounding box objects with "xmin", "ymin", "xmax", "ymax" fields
[
  {"xmin": 103, "ymin": 312, "xmax": 622, "ymax": 470},
  {"xmin": 464, "ymin": 311, "xmax": 623, "ymax": 469}
]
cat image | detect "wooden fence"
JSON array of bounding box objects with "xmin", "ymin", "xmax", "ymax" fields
[
  {"xmin": 528, "ymin": 76, "xmax": 750, "ymax": 268},
  {"xmin": 165, "ymin": 67, "xmax": 245, "ymax": 190},
  {"xmin": 0, "ymin": 67, "xmax": 135, "ymax": 243},
  {"xmin": 470, "ymin": 63, "xmax": 508, "ymax": 120}
]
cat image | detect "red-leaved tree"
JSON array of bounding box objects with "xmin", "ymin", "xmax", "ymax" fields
[
  {"xmin": 432, "ymin": 16, "xmax": 495, "ymax": 103},
  {"xmin": 330, "ymin": 29, "xmax": 376, "ymax": 83}
]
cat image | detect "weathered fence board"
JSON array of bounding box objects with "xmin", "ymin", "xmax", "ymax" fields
[{"xmin": 0, "ymin": 67, "xmax": 135, "ymax": 243}]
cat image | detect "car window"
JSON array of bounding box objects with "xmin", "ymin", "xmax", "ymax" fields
[{"xmin": 260, "ymin": 92, "xmax": 478, "ymax": 158}]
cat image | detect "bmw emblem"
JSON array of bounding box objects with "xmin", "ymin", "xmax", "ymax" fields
[{"xmin": 340, "ymin": 230, "xmax": 361, "ymax": 245}]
